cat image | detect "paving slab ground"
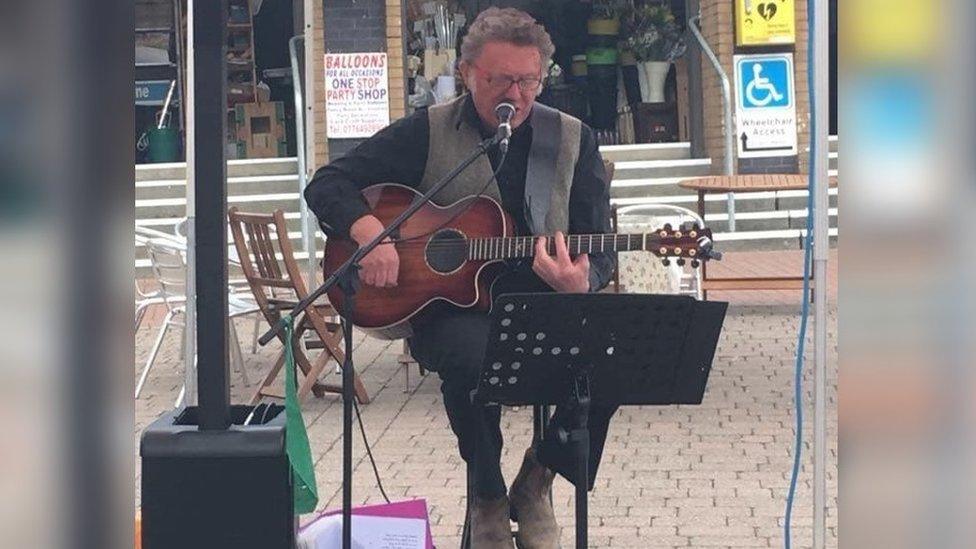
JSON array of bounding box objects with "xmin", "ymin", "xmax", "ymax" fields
[{"xmin": 135, "ymin": 249, "xmax": 838, "ymax": 548}]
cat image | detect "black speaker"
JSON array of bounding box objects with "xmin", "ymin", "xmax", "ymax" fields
[{"xmin": 140, "ymin": 404, "xmax": 295, "ymax": 549}]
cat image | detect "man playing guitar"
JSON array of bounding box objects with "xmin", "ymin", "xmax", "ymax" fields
[{"xmin": 305, "ymin": 8, "xmax": 617, "ymax": 548}]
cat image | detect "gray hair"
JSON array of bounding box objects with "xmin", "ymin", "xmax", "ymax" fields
[{"xmin": 459, "ymin": 7, "xmax": 555, "ymax": 69}]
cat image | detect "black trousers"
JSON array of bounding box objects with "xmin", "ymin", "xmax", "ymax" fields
[{"xmin": 407, "ymin": 305, "xmax": 619, "ymax": 499}]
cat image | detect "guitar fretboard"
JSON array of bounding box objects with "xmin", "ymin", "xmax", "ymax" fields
[{"xmin": 467, "ymin": 234, "xmax": 651, "ymax": 261}]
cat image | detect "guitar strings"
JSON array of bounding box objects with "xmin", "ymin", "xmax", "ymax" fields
[
  {"xmin": 394, "ymin": 235, "xmax": 649, "ymax": 248},
  {"xmin": 402, "ymin": 236, "xmax": 651, "ymax": 262},
  {"xmin": 396, "ymin": 235, "xmax": 651, "ymax": 256},
  {"xmin": 408, "ymin": 236, "xmax": 654, "ymax": 264}
]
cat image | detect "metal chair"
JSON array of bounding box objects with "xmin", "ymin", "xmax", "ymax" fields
[
  {"xmin": 135, "ymin": 224, "xmax": 187, "ymax": 332},
  {"xmin": 615, "ymin": 204, "xmax": 706, "ymax": 299},
  {"xmin": 137, "ymin": 220, "xmax": 262, "ymax": 350},
  {"xmin": 135, "ymin": 236, "xmax": 258, "ymax": 401},
  {"xmin": 135, "ymin": 261, "xmax": 172, "ymax": 332}
]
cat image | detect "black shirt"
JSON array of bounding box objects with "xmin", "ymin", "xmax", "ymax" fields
[{"xmin": 303, "ymin": 96, "xmax": 616, "ymax": 292}]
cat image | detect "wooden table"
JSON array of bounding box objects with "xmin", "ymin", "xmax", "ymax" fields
[{"xmin": 678, "ymin": 175, "xmax": 837, "ymax": 298}]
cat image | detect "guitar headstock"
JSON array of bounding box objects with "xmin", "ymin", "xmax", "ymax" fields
[{"xmin": 649, "ymin": 222, "xmax": 722, "ymax": 268}]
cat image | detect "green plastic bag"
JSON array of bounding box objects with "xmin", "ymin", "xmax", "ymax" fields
[{"xmin": 283, "ymin": 315, "xmax": 319, "ymax": 514}]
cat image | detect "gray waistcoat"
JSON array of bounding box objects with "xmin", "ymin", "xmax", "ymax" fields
[{"xmin": 418, "ymin": 96, "xmax": 582, "ymax": 235}]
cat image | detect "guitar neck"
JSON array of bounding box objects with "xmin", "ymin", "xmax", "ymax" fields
[{"xmin": 467, "ymin": 234, "xmax": 653, "ymax": 261}]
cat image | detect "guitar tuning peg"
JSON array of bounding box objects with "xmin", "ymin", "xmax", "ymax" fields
[
  {"xmin": 662, "ymin": 258, "xmax": 670, "ymax": 267},
  {"xmin": 663, "ymin": 223, "xmax": 673, "ymax": 232},
  {"xmin": 691, "ymin": 259, "xmax": 700, "ymax": 269},
  {"xmin": 677, "ymin": 258, "xmax": 686, "ymax": 267}
]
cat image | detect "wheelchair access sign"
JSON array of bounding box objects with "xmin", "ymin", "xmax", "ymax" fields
[{"xmin": 734, "ymin": 53, "xmax": 797, "ymax": 158}]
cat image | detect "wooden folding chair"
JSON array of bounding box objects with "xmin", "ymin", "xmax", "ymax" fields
[{"xmin": 228, "ymin": 207, "xmax": 370, "ymax": 405}]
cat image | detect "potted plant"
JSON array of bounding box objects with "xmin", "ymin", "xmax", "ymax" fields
[
  {"xmin": 584, "ymin": 0, "xmax": 629, "ymax": 129},
  {"xmin": 587, "ymin": 0, "xmax": 627, "ymax": 36},
  {"xmin": 586, "ymin": 0, "xmax": 627, "ymax": 65},
  {"xmin": 623, "ymin": 2, "xmax": 684, "ymax": 102}
]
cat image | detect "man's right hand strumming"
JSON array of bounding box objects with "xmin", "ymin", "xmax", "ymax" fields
[{"xmin": 350, "ymin": 214, "xmax": 400, "ymax": 288}]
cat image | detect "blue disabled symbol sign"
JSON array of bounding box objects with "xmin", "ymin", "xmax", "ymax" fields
[
  {"xmin": 734, "ymin": 53, "xmax": 797, "ymax": 158},
  {"xmin": 738, "ymin": 57, "xmax": 791, "ymax": 108}
]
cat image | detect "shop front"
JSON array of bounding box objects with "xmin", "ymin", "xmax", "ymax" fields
[
  {"xmin": 135, "ymin": 0, "xmax": 303, "ymax": 163},
  {"xmin": 134, "ymin": 0, "xmax": 836, "ymax": 176},
  {"xmin": 396, "ymin": 0, "xmax": 836, "ymax": 175},
  {"xmin": 401, "ymin": 0, "xmax": 692, "ymax": 146}
]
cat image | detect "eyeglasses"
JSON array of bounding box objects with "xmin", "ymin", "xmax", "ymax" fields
[{"xmin": 472, "ymin": 63, "xmax": 543, "ymax": 92}]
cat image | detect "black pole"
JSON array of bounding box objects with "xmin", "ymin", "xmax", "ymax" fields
[
  {"xmin": 339, "ymin": 309, "xmax": 357, "ymax": 549},
  {"xmin": 344, "ymin": 323, "xmax": 353, "ymax": 549},
  {"xmin": 573, "ymin": 375, "xmax": 590, "ymax": 549},
  {"xmin": 194, "ymin": 0, "xmax": 230, "ymax": 430}
]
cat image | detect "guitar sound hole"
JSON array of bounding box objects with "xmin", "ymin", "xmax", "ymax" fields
[{"xmin": 426, "ymin": 229, "xmax": 468, "ymax": 274}]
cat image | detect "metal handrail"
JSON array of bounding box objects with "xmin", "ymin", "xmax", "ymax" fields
[
  {"xmin": 688, "ymin": 13, "xmax": 737, "ymax": 231},
  {"xmin": 289, "ymin": 35, "xmax": 317, "ymax": 287}
]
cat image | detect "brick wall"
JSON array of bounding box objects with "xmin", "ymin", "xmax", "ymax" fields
[
  {"xmin": 310, "ymin": 0, "xmax": 328, "ymax": 168},
  {"xmin": 322, "ymin": 0, "xmax": 388, "ymax": 159},
  {"xmin": 738, "ymin": 155, "xmax": 799, "ymax": 174},
  {"xmin": 135, "ymin": 0, "xmax": 172, "ymax": 30},
  {"xmin": 324, "ymin": 0, "xmax": 387, "ymax": 51},
  {"xmin": 386, "ymin": 0, "xmax": 406, "ymax": 122},
  {"xmin": 698, "ymin": 0, "xmax": 810, "ymax": 175},
  {"xmin": 135, "ymin": 0, "xmax": 174, "ymax": 50},
  {"xmin": 698, "ymin": 0, "xmax": 733, "ymax": 174},
  {"xmin": 307, "ymin": 0, "xmax": 405, "ymax": 165},
  {"xmin": 794, "ymin": 0, "xmax": 810, "ymax": 173}
]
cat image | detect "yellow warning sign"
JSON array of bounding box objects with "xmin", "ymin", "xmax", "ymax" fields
[
  {"xmin": 735, "ymin": 0, "xmax": 796, "ymax": 46},
  {"xmin": 848, "ymin": 0, "xmax": 936, "ymax": 61}
]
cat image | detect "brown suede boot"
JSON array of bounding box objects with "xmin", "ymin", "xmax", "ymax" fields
[
  {"xmin": 471, "ymin": 495, "xmax": 515, "ymax": 548},
  {"xmin": 509, "ymin": 447, "xmax": 559, "ymax": 549}
]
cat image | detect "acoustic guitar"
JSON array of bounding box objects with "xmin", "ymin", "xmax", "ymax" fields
[{"xmin": 323, "ymin": 184, "xmax": 719, "ymax": 339}]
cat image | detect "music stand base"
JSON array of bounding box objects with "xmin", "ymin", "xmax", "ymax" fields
[{"xmin": 564, "ymin": 372, "xmax": 591, "ymax": 549}]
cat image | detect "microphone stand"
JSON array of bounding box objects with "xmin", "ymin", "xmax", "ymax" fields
[{"xmin": 259, "ymin": 132, "xmax": 503, "ymax": 549}]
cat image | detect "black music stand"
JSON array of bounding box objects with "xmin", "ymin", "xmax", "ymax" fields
[{"xmin": 472, "ymin": 292, "xmax": 727, "ymax": 549}]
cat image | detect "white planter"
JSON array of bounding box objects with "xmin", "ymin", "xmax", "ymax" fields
[{"xmin": 639, "ymin": 61, "xmax": 670, "ymax": 103}]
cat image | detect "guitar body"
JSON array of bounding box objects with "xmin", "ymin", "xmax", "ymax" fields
[{"xmin": 323, "ymin": 184, "xmax": 513, "ymax": 338}]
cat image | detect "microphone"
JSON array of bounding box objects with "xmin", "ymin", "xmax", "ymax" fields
[{"xmin": 495, "ymin": 102, "xmax": 515, "ymax": 154}]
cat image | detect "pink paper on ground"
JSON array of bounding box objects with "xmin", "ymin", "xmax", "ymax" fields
[{"xmin": 300, "ymin": 498, "xmax": 434, "ymax": 549}]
